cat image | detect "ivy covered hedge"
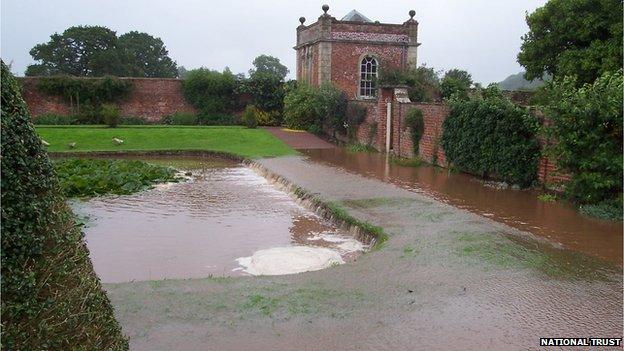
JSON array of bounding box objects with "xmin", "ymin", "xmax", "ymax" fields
[
  {"xmin": 1, "ymin": 62, "xmax": 128, "ymax": 349},
  {"xmin": 543, "ymin": 70, "xmax": 623, "ymax": 207},
  {"xmin": 441, "ymin": 86, "xmax": 540, "ymax": 187}
]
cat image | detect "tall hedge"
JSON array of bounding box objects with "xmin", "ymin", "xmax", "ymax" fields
[
  {"xmin": 544, "ymin": 70, "xmax": 623, "ymax": 203},
  {"xmin": 1, "ymin": 62, "xmax": 128, "ymax": 349},
  {"xmin": 441, "ymin": 86, "xmax": 540, "ymax": 187}
]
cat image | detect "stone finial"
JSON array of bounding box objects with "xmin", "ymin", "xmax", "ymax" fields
[
  {"xmin": 299, "ymin": 16, "xmax": 306, "ymax": 24},
  {"xmin": 409, "ymin": 10, "xmax": 416, "ymax": 19},
  {"xmin": 322, "ymin": 4, "xmax": 329, "ymax": 14}
]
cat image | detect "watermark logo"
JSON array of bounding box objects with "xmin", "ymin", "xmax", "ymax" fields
[{"xmin": 540, "ymin": 338, "xmax": 622, "ymax": 347}]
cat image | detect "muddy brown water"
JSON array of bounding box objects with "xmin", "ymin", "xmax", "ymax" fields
[
  {"xmin": 72, "ymin": 156, "xmax": 363, "ymax": 283},
  {"xmin": 302, "ymin": 148, "xmax": 623, "ymax": 265}
]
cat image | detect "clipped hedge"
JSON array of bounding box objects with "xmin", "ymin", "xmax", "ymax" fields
[
  {"xmin": 1, "ymin": 62, "xmax": 128, "ymax": 349},
  {"xmin": 441, "ymin": 87, "xmax": 540, "ymax": 187}
]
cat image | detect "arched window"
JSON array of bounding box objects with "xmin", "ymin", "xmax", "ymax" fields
[{"xmin": 359, "ymin": 56, "xmax": 378, "ymax": 98}]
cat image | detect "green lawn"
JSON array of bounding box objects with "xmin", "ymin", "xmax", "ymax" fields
[{"xmin": 36, "ymin": 125, "xmax": 296, "ymax": 158}]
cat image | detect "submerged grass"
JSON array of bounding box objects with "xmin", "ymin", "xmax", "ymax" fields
[
  {"xmin": 241, "ymin": 284, "xmax": 365, "ymax": 318},
  {"xmin": 346, "ymin": 143, "xmax": 377, "ymax": 153},
  {"xmin": 391, "ymin": 156, "xmax": 424, "ymax": 168},
  {"xmin": 342, "ymin": 197, "xmax": 415, "ymax": 209},
  {"xmin": 537, "ymin": 193, "xmax": 557, "ymax": 202},
  {"xmin": 54, "ymin": 158, "xmax": 180, "ymax": 197},
  {"xmin": 326, "ymin": 201, "xmax": 388, "ymax": 249},
  {"xmin": 454, "ymin": 231, "xmax": 616, "ymax": 280}
]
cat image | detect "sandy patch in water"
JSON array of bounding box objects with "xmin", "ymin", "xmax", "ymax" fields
[{"xmin": 236, "ymin": 246, "xmax": 344, "ymax": 276}]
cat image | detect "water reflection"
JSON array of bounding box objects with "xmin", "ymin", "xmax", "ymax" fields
[
  {"xmin": 303, "ymin": 148, "xmax": 622, "ymax": 264},
  {"xmin": 74, "ymin": 159, "xmax": 364, "ymax": 283}
]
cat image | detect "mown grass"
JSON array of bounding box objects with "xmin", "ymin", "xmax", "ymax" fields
[{"xmin": 36, "ymin": 125, "xmax": 296, "ymax": 158}]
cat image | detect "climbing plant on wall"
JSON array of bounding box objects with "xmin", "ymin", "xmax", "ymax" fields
[
  {"xmin": 441, "ymin": 85, "xmax": 540, "ymax": 187},
  {"xmin": 36, "ymin": 75, "xmax": 132, "ymax": 123},
  {"xmin": 405, "ymin": 107, "xmax": 425, "ymax": 155}
]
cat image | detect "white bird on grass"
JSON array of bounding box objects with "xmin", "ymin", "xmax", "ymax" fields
[{"xmin": 112, "ymin": 137, "xmax": 124, "ymax": 145}]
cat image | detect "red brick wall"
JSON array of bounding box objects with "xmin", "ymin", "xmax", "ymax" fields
[
  {"xmin": 391, "ymin": 102, "xmax": 449, "ymax": 166},
  {"xmin": 365, "ymin": 90, "xmax": 568, "ymax": 186},
  {"xmin": 20, "ymin": 77, "xmax": 197, "ymax": 122},
  {"xmin": 331, "ymin": 42, "xmax": 405, "ymax": 99}
]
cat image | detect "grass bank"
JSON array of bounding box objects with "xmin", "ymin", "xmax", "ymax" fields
[{"xmin": 36, "ymin": 125, "xmax": 296, "ymax": 158}]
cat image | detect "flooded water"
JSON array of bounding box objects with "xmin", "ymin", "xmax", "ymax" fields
[
  {"xmin": 73, "ymin": 156, "xmax": 365, "ymax": 283},
  {"xmin": 302, "ymin": 148, "xmax": 623, "ymax": 265}
]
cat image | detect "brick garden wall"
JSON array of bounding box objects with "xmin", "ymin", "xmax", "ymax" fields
[
  {"xmin": 392, "ymin": 102, "xmax": 449, "ymax": 166},
  {"xmin": 349, "ymin": 87, "xmax": 569, "ymax": 186},
  {"xmin": 20, "ymin": 77, "xmax": 197, "ymax": 122}
]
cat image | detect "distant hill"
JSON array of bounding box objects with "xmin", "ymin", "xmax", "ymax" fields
[{"xmin": 498, "ymin": 72, "xmax": 551, "ymax": 91}]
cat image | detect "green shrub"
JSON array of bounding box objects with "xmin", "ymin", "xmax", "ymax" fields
[
  {"xmin": 283, "ymin": 83, "xmax": 347, "ymax": 133},
  {"xmin": 182, "ymin": 68, "xmax": 236, "ymax": 117},
  {"xmin": 241, "ymin": 71, "xmax": 285, "ymax": 112},
  {"xmin": 579, "ymin": 198, "xmax": 623, "ymax": 221},
  {"xmin": 442, "ymin": 85, "xmax": 540, "ymax": 187},
  {"xmin": 54, "ymin": 158, "xmax": 179, "ymax": 197},
  {"xmin": 543, "ymin": 70, "xmax": 623, "ymax": 204},
  {"xmin": 197, "ymin": 113, "xmax": 238, "ymax": 125},
  {"xmin": 33, "ymin": 113, "xmax": 76, "ymax": 125},
  {"xmin": 119, "ymin": 116, "xmax": 149, "ymax": 125},
  {"xmin": 405, "ymin": 108, "xmax": 425, "ymax": 154},
  {"xmin": 101, "ymin": 103, "xmax": 120, "ymax": 127},
  {"xmin": 440, "ymin": 69, "xmax": 472, "ymax": 100},
  {"xmin": 161, "ymin": 112, "xmax": 197, "ymax": 125},
  {"xmin": 283, "ymin": 84, "xmax": 319, "ymax": 130},
  {"xmin": 1, "ymin": 62, "xmax": 128, "ymax": 349},
  {"xmin": 241, "ymin": 105, "xmax": 259, "ymax": 128}
]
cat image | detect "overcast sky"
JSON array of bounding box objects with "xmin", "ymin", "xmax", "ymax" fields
[{"xmin": 1, "ymin": 0, "xmax": 547, "ymax": 84}]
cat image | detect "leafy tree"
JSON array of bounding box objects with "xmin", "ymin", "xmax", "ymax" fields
[
  {"xmin": 543, "ymin": 70, "xmax": 622, "ymax": 204},
  {"xmin": 243, "ymin": 72, "xmax": 285, "ymax": 112},
  {"xmin": 26, "ymin": 26, "xmax": 123, "ymax": 76},
  {"xmin": 249, "ymin": 55, "xmax": 289, "ymax": 80},
  {"xmin": 518, "ymin": 0, "xmax": 623, "ymax": 84},
  {"xmin": 25, "ymin": 26, "xmax": 178, "ymax": 78},
  {"xmin": 118, "ymin": 31, "xmax": 177, "ymax": 78},
  {"xmin": 440, "ymin": 69, "xmax": 473, "ymax": 100},
  {"xmin": 182, "ymin": 68, "xmax": 236, "ymax": 115}
]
